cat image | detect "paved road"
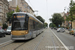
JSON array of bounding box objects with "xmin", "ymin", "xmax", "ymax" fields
[
  {"xmin": 0, "ymin": 29, "xmax": 66, "ymax": 50},
  {"xmin": 0, "ymin": 35, "xmax": 11, "ymax": 44},
  {"xmin": 51, "ymin": 29, "xmax": 75, "ymax": 50}
]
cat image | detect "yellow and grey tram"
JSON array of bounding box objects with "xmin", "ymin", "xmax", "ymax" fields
[{"xmin": 11, "ymin": 12, "xmax": 43, "ymax": 40}]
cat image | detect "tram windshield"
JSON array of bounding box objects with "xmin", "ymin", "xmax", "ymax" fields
[{"xmin": 12, "ymin": 14, "xmax": 28, "ymax": 30}]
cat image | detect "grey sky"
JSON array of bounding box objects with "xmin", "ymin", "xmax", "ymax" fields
[{"xmin": 8, "ymin": 0, "xmax": 75, "ymax": 24}]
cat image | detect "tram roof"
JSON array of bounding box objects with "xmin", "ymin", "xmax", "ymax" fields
[{"xmin": 13, "ymin": 12, "xmax": 43, "ymax": 24}]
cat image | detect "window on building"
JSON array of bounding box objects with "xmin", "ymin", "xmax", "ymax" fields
[
  {"xmin": 24, "ymin": 4, "xmax": 26, "ymax": 8},
  {"xmin": 0, "ymin": 15, "xmax": 2, "ymax": 19},
  {"xmin": 5, "ymin": 13, "xmax": 7, "ymax": 18},
  {"xmin": 28, "ymin": 6, "xmax": 30, "ymax": 9},
  {"xmin": 0, "ymin": 19, "xmax": 2, "ymax": 22},
  {"xmin": 12, "ymin": 9, "xmax": 14, "ymax": 12},
  {"xmin": 0, "ymin": 6, "xmax": 2, "ymax": 8},
  {"xmin": 0, "ymin": 9, "xmax": 2, "ymax": 12}
]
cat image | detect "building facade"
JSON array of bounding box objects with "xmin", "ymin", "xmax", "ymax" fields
[
  {"xmin": 0, "ymin": 0, "xmax": 9, "ymax": 26},
  {"xmin": 59, "ymin": 12, "xmax": 69, "ymax": 27},
  {"xmin": 9, "ymin": 0, "xmax": 34, "ymax": 15},
  {"xmin": 72, "ymin": 14, "xmax": 75, "ymax": 29}
]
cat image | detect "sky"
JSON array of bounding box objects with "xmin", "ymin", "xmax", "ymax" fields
[{"xmin": 8, "ymin": 0, "xmax": 75, "ymax": 25}]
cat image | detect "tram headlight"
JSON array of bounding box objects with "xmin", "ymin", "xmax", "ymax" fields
[{"xmin": 26, "ymin": 32, "xmax": 27, "ymax": 34}]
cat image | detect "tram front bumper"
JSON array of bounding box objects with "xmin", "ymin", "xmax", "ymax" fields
[{"xmin": 11, "ymin": 34, "xmax": 31, "ymax": 40}]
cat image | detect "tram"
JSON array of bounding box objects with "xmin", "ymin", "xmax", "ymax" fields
[{"xmin": 11, "ymin": 12, "xmax": 43, "ymax": 40}]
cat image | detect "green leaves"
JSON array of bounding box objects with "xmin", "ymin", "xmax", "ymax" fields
[
  {"xmin": 49, "ymin": 23, "xmax": 56, "ymax": 27},
  {"xmin": 7, "ymin": 11, "xmax": 14, "ymax": 22},
  {"xmin": 44, "ymin": 23, "xmax": 48, "ymax": 28},
  {"xmin": 50, "ymin": 13, "xmax": 64, "ymax": 27},
  {"xmin": 36, "ymin": 16, "xmax": 48, "ymax": 28},
  {"xmin": 16, "ymin": 5, "xmax": 20, "ymax": 12},
  {"xmin": 36, "ymin": 16, "xmax": 45, "ymax": 23},
  {"xmin": 2, "ymin": 24, "xmax": 8, "ymax": 29},
  {"xmin": 66, "ymin": 0, "xmax": 75, "ymax": 22}
]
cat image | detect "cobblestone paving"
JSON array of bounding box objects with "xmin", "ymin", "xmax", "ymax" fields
[{"xmin": 0, "ymin": 29, "xmax": 66, "ymax": 50}]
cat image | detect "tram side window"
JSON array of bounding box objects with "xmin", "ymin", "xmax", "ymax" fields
[
  {"xmin": 33, "ymin": 21, "xmax": 35, "ymax": 30},
  {"xmin": 24, "ymin": 16, "xmax": 29, "ymax": 29},
  {"xmin": 29, "ymin": 19, "xmax": 33, "ymax": 31},
  {"xmin": 35, "ymin": 22, "xmax": 37, "ymax": 30},
  {"xmin": 37, "ymin": 22, "xmax": 39, "ymax": 30}
]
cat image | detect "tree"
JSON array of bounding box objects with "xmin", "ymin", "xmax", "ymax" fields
[
  {"xmin": 2, "ymin": 24, "xmax": 8, "ymax": 29},
  {"xmin": 49, "ymin": 23, "xmax": 56, "ymax": 27},
  {"xmin": 36, "ymin": 16, "xmax": 45, "ymax": 23},
  {"xmin": 44, "ymin": 23, "xmax": 48, "ymax": 28},
  {"xmin": 7, "ymin": 11, "xmax": 14, "ymax": 23},
  {"xmin": 49, "ymin": 13, "xmax": 64, "ymax": 27},
  {"xmin": 16, "ymin": 5, "xmax": 20, "ymax": 12},
  {"xmin": 66, "ymin": 0, "xmax": 75, "ymax": 28}
]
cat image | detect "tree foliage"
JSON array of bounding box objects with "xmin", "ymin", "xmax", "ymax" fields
[
  {"xmin": 49, "ymin": 23, "xmax": 56, "ymax": 27},
  {"xmin": 44, "ymin": 23, "xmax": 48, "ymax": 28},
  {"xmin": 7, "ymin": 11, "xmax": 14, "ymax": 23},
  {"xmin": 16, "ymin": 5, "xmax": 20, "ymax": 12},
  {"xmin": 66, "ymin": 0, "xmax": 75, "ymax": 28},
  {"xmin": 50, "ymin": 13, "xmax": 64, "ymax": 27},
  {"xmin": 66, "ymin": 0, "xmax": 75, "ymax": 21},
  {"xmin": 2, "ymin": 24, "xmax": 8, "ymax": 29},
  {"xmin": 36, "ymin": 16, "xmax": 45, "ymax": 23}
]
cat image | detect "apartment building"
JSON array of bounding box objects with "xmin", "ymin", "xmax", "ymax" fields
[
  {"xmin": 9, "ymin": 0, "xmax": 34, "ymax": 15},
  {"xmin": 63, "ymin": 12, "xmax": 69, "ymax": 27},
  {"xmin": 59, "ymin": 12, "xmax": 69, "ymax": 27},
  {"xmin": 72, "ymin": 14, "xmax": 75, "ymax": 29},
  {"xmin": 0, "ymin": 0, "xmax": 9, "ymax": 26}
]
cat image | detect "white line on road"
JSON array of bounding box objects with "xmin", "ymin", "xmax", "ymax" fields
[
  {"xmin": 50, "ymin": 29, "xmax": 69, "ymax": 50},
  {"xmin": 0, "ymin": 40, "xmax": 12, "ymax": 46}
]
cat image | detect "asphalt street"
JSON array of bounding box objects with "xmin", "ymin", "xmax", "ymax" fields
[
  {"xmin": 0, "ymin": 35, "xmax": 11, "ymax": 44},
  {"xmin": 51, "ymin": 29, "xmax": 75, "ymax": 50}
]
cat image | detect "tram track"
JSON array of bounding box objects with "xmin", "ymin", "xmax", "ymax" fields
[
  {"xmin": 0, "ymin": 40, "xmax": 30, "ymax": 50},
  {"xmin": 14, "ymin": 42, "xmax": 25, "ymax": 50},
  {"xmin": 0, "ymin": 32, "xmax": 44, "ymax": 50},
  {"xmin": 0, "ymin": 40, "xmax": 13, "ymax": 48},
  {"xmin": 34, "ymin": 35, "xmax": 44, "ymax": 50}
]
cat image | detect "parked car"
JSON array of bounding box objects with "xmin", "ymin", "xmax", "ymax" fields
[
  {"xmin": 57, "ymin": 28, "xmax": 65, "ymax": 32},
  {"xmin": 51, "ymin": 27, "xmax": 54, "ymax": 29},
  {"xmin": 69, "ymin": 29, "xmax": 75, "ymax": 35},
  {"xmin": 54, "ymin": 27, "xmax": 57, "ymax": 30},
  {"xmin": 6, "ymin": 26, "xmax": 11, "ymax": 35},
  {"xmin": 0, "ymin": 29, "xmax": 6, "ymax": 37}
]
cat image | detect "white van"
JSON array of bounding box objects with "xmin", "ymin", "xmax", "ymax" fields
[{"xmin": 6, "ymin": 26, "xmax": 11, "ymax": 35}]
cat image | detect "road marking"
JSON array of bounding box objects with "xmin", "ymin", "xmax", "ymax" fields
[
  {"xmin": 0, "ymin": 40, "xmax": 12, "ymax": 46},
  {"xmin": 50, "ymin": 29, "xmax": 69, "ymax": 50}
]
